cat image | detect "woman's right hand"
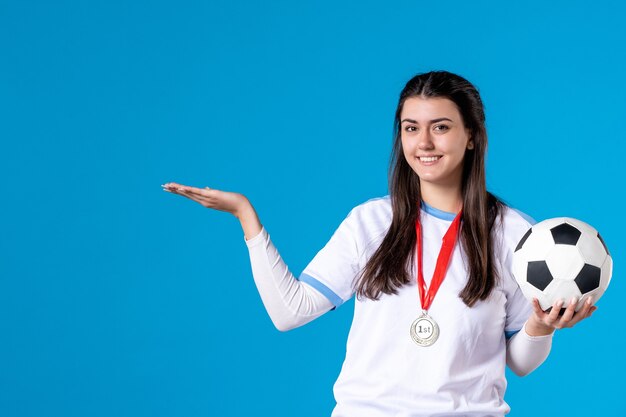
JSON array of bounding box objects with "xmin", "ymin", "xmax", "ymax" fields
[
  {"xmin": 161, "ymin": 182, "xmax": 250, "ymax": 218},
  {"xmin": 163, "ymin": 181, "xmax": 263, "ymax": 240}
]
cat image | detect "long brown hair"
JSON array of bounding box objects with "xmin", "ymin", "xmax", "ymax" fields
[{"xmin": 354, "ymin": 70, "xmax": 502, "ymax": 307}]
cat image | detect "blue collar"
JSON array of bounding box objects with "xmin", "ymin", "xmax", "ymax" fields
[{"xmin": 421, "ymin": 201, "xmax": 457, "ymax": 221}]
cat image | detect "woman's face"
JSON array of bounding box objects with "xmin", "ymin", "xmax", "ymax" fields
[{"xmin": 400, "ymin": 96, "xmax": 473, "ymax": 190}]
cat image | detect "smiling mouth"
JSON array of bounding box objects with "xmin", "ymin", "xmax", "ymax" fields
[{"xmin": 418, "ymin": 156, "xmax": 442, "ymax": 162}]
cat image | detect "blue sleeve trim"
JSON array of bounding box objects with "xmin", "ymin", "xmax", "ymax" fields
[
  {"xmin": 298, "ymin": 272, "xmax": 344, "ymax": 309},
  {"xmin": 505, "ymin": 329, "xmax": 521, "ymax": 339}
]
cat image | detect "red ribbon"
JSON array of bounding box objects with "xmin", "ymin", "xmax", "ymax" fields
[{"xmin": 415, "ymin": 208, "xmax": 463, "ymax": 311}]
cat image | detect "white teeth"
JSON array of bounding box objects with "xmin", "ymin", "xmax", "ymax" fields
[{"xmin": 419, "ymin": 156, "xmax": 440, "ymax": 162}]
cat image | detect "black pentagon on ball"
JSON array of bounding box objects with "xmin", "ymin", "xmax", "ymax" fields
[
  {"xmin": 597, "ymin": 232, "xmax": 610, "ymax": 256},
  {"xmin": 515, "ymin": 228, "xmax": 533, "ymax": 252},
  {"xmin": 527, "ymin": 260, "xmax": 553, "ymax": 291},
  {"xmin": 574, "ymin": 263, "xmax": 601, "ymax": 294},
  {"xmin": 551, "ymin": 223, "xmax": 581, "ymax": 245}
]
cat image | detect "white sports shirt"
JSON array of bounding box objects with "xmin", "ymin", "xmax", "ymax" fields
[{"xmin": 296, "ymin": 196, "xmax": 536, "ymax": 417}]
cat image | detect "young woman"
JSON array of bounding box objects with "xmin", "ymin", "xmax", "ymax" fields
[{"xmin": 162, "ymin": 71, "xmax": 596, "ymax": 416}]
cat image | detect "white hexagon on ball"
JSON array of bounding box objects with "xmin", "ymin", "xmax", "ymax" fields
[{"xmin": 545, "ymin": 245, "xmax": 584, "ymax": 282}]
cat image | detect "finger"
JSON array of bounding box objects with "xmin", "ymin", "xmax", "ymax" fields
[
  {"xmin": 164, "ymin": 185, "xmax": 202, "ymax": 201},
  {"xmin": 162, "ymin": 185, "xmax": 182, "ymax": 194},
  {"xmin": 567, "ymin": 297, "xmax": 593, "ymax": 327},
  {"xmin": 532, "ymin": 298, "xmax": 546, "ymax": 318},
  {"xmin": 162, "ymin": 182, "xmax": 183, "ymax": 189},
  {"xmin": 168, "ymin": 184, "xmax": 194, "ymax": 194},
  {"xmin": 161, "ymin": 183, "xmax": 220, "ymax": 209},
  {"xmin": 580, "ymin": 297, "xmax": 594, "ymax": 319},
  {"xmin": 558, "ymin": 297, "xmax": 578, "ymax": 326},
  {"xmin": 182, "ymin": 185, "xmax": 215, "ymax": 197},
  {"xmin": 588, "ymin": 306, "xmax": 598, "ymax": 318},
  {"xmin": 546, "ymin": 299, "xmax": 564, "ymax": 326},
  {"xmin": 177, "ymin": 188, "xmax": 206, "ymax": 201},
  {"xmin": 177, "ymin": 188, "xmax": 215, "ymax": 207},
  {"xmin": 163, "ymin": 185, "xmax": 185, "ymax": 195},
  {"xmin": 162, "ymin": 184, "xmax": 185, "ymax": 194}
]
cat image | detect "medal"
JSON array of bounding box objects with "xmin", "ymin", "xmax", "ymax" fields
[
  {"xmin": 410, "ymin": 310, "xmax": 440, "ymax": 346},
  {"xmin": 410, "ymin": 206, "xmax": 462, "ymax": 347}
]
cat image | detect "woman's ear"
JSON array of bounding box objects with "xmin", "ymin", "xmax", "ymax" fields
[{"xmin": 466, "ymin": 129, "xmax": 474, "ymax": 150}]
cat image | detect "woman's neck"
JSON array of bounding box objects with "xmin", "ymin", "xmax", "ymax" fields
[{"xmin": 420, "ymin": 182, "xmax": 463, "ymax": 214}]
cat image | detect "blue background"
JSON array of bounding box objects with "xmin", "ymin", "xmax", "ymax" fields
[{"xmin": 1, "ymin": 0, "xmax": 624, "ymax": 416}]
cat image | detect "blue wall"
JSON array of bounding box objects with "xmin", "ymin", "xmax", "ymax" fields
[{"xmin": 1, "ymin": 0, "xmax": 624, "ymax": 415}]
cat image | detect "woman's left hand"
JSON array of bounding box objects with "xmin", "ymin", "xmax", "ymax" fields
[{"xmin": 525, "ymin": 297, "xmax": 598, "ymax": 336}]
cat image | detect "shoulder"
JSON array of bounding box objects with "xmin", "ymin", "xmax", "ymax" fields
[
  {"xmin": 495, "ymin": 203, "xmax": 536, "ymax": 257},
  {"xmin": 340, "ymin": 195, "xmax": 393, "ymax": 248},
  {"xmin": 347, "ymin": 195, "xmax": 392, "ymax": 221}
]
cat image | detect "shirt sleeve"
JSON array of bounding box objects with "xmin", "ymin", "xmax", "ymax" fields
[
  {"xmin": 502, "ymin": 250, "xmax": 534, "ymax": 338},
  {"xmin": 244, "ymin": 226, "xmax": 335, "ymax": 331},
  {"xmin": 500, "ymin": 207, "xmax": 536, "ymax": 338},
  {"xmin": 298, "ymin": 206, "xmax": 362, "ymax": 309},
  {"xmin": 506, "ymin": 321, "xmax": 553, "ymax": 376}
]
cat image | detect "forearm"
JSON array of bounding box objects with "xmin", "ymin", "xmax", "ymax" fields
[
  {"xmin": 244, "ymin": 225, "xmax": 334, "ymax": 331},
  {"xmin": 506, "ymin": 321, "xmax": 553, "ymax": 376}
]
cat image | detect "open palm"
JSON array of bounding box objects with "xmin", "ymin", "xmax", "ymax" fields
[{"xmin": 162, "ymin": 182, "xmax": 249, "ymax": 216}]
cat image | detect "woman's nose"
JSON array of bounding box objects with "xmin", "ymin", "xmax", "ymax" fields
[{"xmin": 417, "ymin": 131, "xmax": 435, "ymax": 150}]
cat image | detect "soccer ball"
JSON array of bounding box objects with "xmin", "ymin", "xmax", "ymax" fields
[{"xmin": 512, "ymin": 217, "xmax": 613, "ymax": 312}]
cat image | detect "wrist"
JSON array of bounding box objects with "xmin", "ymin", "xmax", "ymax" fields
[
  {"xmin": 236, "ymin": 202, "xmax": 263, "ymax": 241},
  {"xmin": 234, "ymin": 198, "xmax": 253, "ymax": 220},
  {"xmin": 525, "ymin": 317, "xmax": 555, "ymax": 337}
]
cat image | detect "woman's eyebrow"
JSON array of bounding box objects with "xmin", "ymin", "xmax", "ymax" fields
[{"xmin": 401, "ymin": 117, "xmax": 454, "ymax": 124}]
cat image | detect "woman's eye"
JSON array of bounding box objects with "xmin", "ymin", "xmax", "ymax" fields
[
  {"xmin": 404, "ymin": 126, "xmax": 417, "ymax": 132},
  {"xmin": 434, "ymin": 125, "xmax": 449, "ymax": 132}
]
